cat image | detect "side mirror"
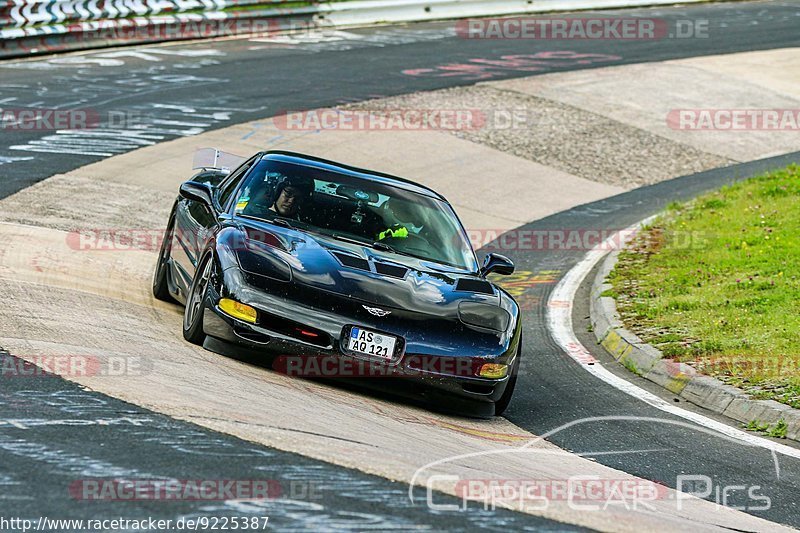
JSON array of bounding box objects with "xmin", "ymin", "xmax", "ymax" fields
[
  {"xmin": 480, "ymin": 253, "xmax": 515, "ymax": 277},
  {"xmin": 179, "ymin": 181, "xmax": 214, "ymax": 207}
]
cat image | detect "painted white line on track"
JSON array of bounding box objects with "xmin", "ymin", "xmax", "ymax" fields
[{"xmin": 546, "ymin": 218, "xmax": 800, "ymax": 463}]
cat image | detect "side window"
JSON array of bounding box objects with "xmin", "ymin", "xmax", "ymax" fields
[
  {"xmin": 232, "ymin": 166, "xmax": 277, "ymax": 216},
  {"xmin": 218, "ymin": 158, "xmax": 256, "ymax": 210}
]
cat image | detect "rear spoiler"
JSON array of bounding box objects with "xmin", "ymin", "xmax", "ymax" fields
[{"xmin": 192, "ymin": 148, "xmax": 247, "ymax": 174}]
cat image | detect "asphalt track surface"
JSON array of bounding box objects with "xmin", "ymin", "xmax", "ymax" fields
[{"xmin": 1, "ymin": 0, "xmax": 800, "ymax": 529}]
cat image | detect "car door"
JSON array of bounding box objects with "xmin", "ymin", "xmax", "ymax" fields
[{"xmin": 172, "ymin": 156, "xmax": 258, "ymax": 291}]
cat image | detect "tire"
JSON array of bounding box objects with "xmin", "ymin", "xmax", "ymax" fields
[
  {"xmin": 183, "ymin": 253, "xmax": 213, "ymax": 345},
  {"xmin": 494, "ymin": 344, "xmax": 521, "ymax": 416},
  {"xmin": 153, "ymin": 210, "xmax": 177, "ymax": 303}
]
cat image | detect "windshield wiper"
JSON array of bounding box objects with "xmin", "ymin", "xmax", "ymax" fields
[
  {"xmin": 271, "ymin": 216, "xmax": 295, "ymax": 229},
  {"xmin": 370, "ymin": 240, "xmax": 396, "ymax": 253},
  {"xmin": 240, "ymin": 213, "xmax": 302, "ymax": 231},
  {"xmin": 331, "ymin": 233, "xmax": 372, "ymax": 247},
  {"xmin": 331, "ymin": 233, "xmax": 413, "ymax": 257}
]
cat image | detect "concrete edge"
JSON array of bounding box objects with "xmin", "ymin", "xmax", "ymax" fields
[{"xmin": 589, "ymin": 246, "xmax": 800, "ymax": 443}]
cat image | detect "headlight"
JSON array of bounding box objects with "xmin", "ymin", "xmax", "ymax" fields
[
  {"xmin": 219, "ymin": 298, "xmax": 258, "ymax": 324},
  {"xmin": 478, "ymin": 363, "xmax": 508, "ymax": 379},
  {"xmin": 458, "ymin": 301, "xmax": 510, "ymax": 332}
]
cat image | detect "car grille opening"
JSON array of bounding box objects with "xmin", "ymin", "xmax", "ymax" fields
[
  {"xmin": 374, "ymin": 262, "xmax": 408, "ymax": 279},
  {"xmin": 233, "ymin": 327, "xmax": 271, "ymax": 345},
  {"xmin": 332, "ymin": 251, "xmax": 370, "ymax": 272},
  {"xmin": 462, "ymin": 382, "xmax": 496, "ymax": 395},
  {"xmin": 257, "ymin": 310, "xmax": 331, "ymax": 348},
  {"xmin": 455, "ymin": 278, "xmax": 495, "ymax": 295}
]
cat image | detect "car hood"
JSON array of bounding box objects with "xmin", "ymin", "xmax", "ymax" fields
[{"xmin": 231, "ymin": 220, "xmax": 499, "ymax": 315}]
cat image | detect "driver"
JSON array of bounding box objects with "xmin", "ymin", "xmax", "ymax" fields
[
  {"xmin": 376, "ymin": 197, "xmax": 425, "ymax": 241},
  {"xmin": 271, "ymin": 175, "xmax": 313, "ymax": 219},
  {"xmin": 241, "ymin": 174, "xmax": 313, "ymax": 220}
]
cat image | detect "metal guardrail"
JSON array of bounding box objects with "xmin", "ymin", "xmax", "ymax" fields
[
  {"xmin": 0, "ymin": 0, "xmax": 710, "ymax": 59},
  {"xmin": 0, "ymin": 0, "xmax": 273, "ymax": 29},
  {"xmin": 0, "ymin": 1, "xmax": 320, "ymax": 57}
]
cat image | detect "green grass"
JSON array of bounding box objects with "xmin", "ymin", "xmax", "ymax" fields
[
  {"xmin": 609, "ymin": 164, "xmax": 800, "ymax": 409},
  {"xmin": 744, "ymin": 418, "xmax": 788, "ymax": 439},
  {"xmin": 744, "ymin": 419, "xmax": 770, "ymax": 434},
  {"xmin": 769, "ymin": 419, "xmax": 789, "ymax": 439}
]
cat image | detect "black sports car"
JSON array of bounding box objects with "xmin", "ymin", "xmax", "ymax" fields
[{"xmin": 153, "ymin": 151, "xmax": 521, "ymax": 416}]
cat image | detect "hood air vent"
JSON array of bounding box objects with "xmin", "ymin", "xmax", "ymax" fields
[
  {"xmin": 332, "ymin": 251, "xmax": 370, "ymax": 272},
  {"xmin": 374, "ymin": 262, "xmax": 409, "ymax": 279},
  {"xmin": 455, "ymin": 278, "xmax": 495, "ymax": 295},
  {"xmin": 332, "ymin": 251, "xmax": 409, "ymax": 279}
]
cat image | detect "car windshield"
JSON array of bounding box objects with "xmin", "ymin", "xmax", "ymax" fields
[{"xmin": 230, "ymin": 159, "xmax": 478, "ymax": 271}]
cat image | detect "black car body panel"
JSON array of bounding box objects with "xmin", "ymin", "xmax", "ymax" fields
[{"xmin": 157, "ymin": 151, "xmax": 522, "ymax": 416}]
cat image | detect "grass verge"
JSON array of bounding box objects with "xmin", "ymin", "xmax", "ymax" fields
[{"xmin": 608, "ymin": 164, "xmax": 800, "ymax": 409}]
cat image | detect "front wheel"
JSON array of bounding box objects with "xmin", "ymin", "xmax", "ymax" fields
[{"xmin": 183, "ymin": 254, "xmax": 213, "ymax": 345}]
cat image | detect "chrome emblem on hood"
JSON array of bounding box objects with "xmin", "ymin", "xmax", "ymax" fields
[{"xmin": 363, "ymin": 305, "xmax": 391, "ymax": 317}]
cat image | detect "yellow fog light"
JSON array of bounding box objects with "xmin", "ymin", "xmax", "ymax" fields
[
  {"xmin": 219, "ymin": 298, "xmax": 257, "ymax": 324},
  {"xmin": 478, "ymin": 363, "xmax": 508, "ymax": 379}
]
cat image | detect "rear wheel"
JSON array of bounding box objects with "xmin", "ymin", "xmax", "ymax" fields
[
  {"xmin": 153, "ymin": 210, "xmax": 177, "ymax": 303},
  {"xmin": 494, "ymin": 345, "xmax": 521, "ymax": 416},
  {"xmin": 183, "ymin": 254, "xmax": 213, "ymax": 345}
]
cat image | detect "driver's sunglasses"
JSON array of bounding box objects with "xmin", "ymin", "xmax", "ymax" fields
[{"xmin": 281, "ymin": 187, "xmax": 304, "ymax": 200}]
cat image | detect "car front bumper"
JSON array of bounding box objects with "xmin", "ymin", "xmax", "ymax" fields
[{"xmin": 201, "ymin": 279, "xmax": 518, "ymax": 414}]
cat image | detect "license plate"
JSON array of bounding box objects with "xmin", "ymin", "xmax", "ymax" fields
[{"xmin": 348, "ymin": 327, "xmax": 397, "ymax": 360}]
